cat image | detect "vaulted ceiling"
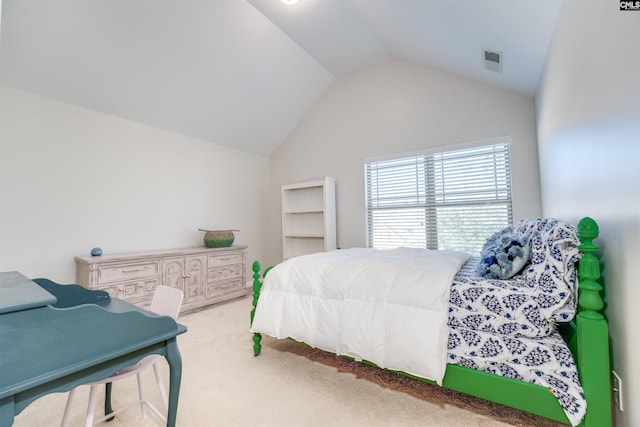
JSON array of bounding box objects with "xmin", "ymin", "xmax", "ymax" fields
[{"xmin": 0, "ymin": 0, "xmax": 562, "ymax": 155}]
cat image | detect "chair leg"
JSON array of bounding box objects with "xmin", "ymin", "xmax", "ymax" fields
[
  {"xmin": 104, "ymin": 382, "xmax": 114, "ymax": 421},
  {"xmin": 60, "ymin": 388, "xmax": 76, "ymax": 427},
  {"xmin": 85, "ymin": 385, "xmax": 99, "ymax": 427},
  {"xmin": 152, "ymin": 361, "xmax": 169, "ymax": 412},
  {"xmin": 136, "ymin": 372, "xmax": 148, "ymax": 419}
]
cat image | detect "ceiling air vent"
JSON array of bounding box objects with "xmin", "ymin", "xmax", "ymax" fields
[{"xmin": 483, "ymin": 49, "xmax": 503, "ymax": 73}]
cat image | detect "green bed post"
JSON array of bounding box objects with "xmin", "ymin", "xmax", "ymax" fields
[
  {"xmin": 250, "ymin": 261, "xmax": 262, "ymax": 356},
  {"xmin": 576, "ymin": 217, "xmax": 612, "ymax": 427}
]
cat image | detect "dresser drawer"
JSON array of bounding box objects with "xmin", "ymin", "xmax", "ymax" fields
[
  {"xmin": 207, "ymin": 279, "xmax": 242, "ymax": 298},
  {"xmin": 208, "ymin": 263, "xmax": 242, "ymax": 282},
  {"xmin": 98, "ymin": 261, "xmax": 161, "ymax": 284},
  {"xmin": 98, "ymin": 278, "xmax": 159, "ymax": 302},
  {"xmin": 208, "ymin": 252, "xmax": 243, "ymax": 267}
]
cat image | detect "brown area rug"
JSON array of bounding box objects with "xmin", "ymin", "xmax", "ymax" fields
[{"xmin": 266, "ymin": 338, "xmax": 566, "ymax": 427}]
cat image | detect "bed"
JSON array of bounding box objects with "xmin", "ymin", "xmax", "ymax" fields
[{"xmin": 249, "ymin": 217, "xmax": 611, "ymax": 427}]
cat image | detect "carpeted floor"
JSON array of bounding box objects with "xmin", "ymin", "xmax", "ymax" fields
[{"xmin": 13, "ymin": 296, "xmax": 567, "ymax": 427}]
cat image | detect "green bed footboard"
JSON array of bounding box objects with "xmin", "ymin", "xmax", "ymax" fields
[
  {"xmin": 574, "ymin": 217, "xmax": 612, "ymax": 427},
  {"xmin": 250, "ymin": 217, "xmax": 612, "ymax": 427}
]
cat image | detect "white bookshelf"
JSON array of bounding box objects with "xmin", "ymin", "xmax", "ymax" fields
[{"xmin": 281, "ymin": 177, "xmax": 336, "ymax": 260}]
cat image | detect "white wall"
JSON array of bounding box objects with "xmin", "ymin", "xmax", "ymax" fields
[
  {"xmin": 535, "ymin": 2, "xmax": 640, "ymax": 426},
  {"xmin": 265, "ymin": 60, "xmax": 542, "ymax": 268},
  {"xmin": 0, "ymin": 86, "xmax": 270, "ymax": 283}
]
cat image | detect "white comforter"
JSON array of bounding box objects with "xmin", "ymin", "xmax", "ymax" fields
[{"xmin": 250, "ymin": 247, "xmax": 470, "ymax": 384}]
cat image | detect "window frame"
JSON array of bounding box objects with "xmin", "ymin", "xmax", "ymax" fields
[{"xmin": 364, "ymin": 137, "xmax": 514, "ymax": 253}]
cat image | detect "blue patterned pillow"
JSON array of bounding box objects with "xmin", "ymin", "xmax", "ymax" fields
[{"xmin": 476, "ymin": 227, "xmax": 531, "ymax": 279}]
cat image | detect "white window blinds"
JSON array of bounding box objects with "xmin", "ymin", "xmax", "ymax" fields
[{"xmin": 365, "ymin": 141, "xmax": 513, "ymax": 253}]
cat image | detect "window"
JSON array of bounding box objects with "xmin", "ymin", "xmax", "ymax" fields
[{"xmin": 365, "ymin": 140, "xmax": 513, "ymax": 253}]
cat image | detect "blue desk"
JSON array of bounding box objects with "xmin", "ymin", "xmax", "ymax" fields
[{"xmin": 0, "ymin": 271, "xmax": 187, "ymax": 427}]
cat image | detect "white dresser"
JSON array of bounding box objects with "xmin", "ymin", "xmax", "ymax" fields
[{"xmin": 75, "ymin": 245, "xmax": 247, "ymax": 314}]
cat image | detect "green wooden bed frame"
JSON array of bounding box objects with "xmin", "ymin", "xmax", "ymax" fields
[{"xmin": 250, "ymin": 217, "xmax": 612, "ymax": 426}]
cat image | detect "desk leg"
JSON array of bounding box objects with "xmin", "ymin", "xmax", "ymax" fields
[
  {"xmin": 165, "ymin": 337, "xmax": 183, "ymax": 427},
  {"xmin": 0, "ymin": 397, "xmax": 15, "ymax": 427}
]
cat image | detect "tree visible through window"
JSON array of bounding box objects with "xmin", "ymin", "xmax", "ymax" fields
[{"xmin": 365, "ymin": 140, "xmax": 513, "ymax": 254}]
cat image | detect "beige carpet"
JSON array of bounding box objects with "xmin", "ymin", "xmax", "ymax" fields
[{"xmin": 13, "ymin": 297, "xmax": 565, "ymax": 427}]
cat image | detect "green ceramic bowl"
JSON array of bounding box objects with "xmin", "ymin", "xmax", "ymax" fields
[{"xmin": 201, "ymin": 230, "xmax": 236, "ymax": 248}]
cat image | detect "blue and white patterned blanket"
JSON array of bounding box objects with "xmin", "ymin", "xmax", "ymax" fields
[{"xmin": 447, "ymin": 219, "xmax": 586, "ymax": 426}]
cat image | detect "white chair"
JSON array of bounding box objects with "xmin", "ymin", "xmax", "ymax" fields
[{"xmin": 60, "ymin": 285, "xmax": 184, "ymax": 427}]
